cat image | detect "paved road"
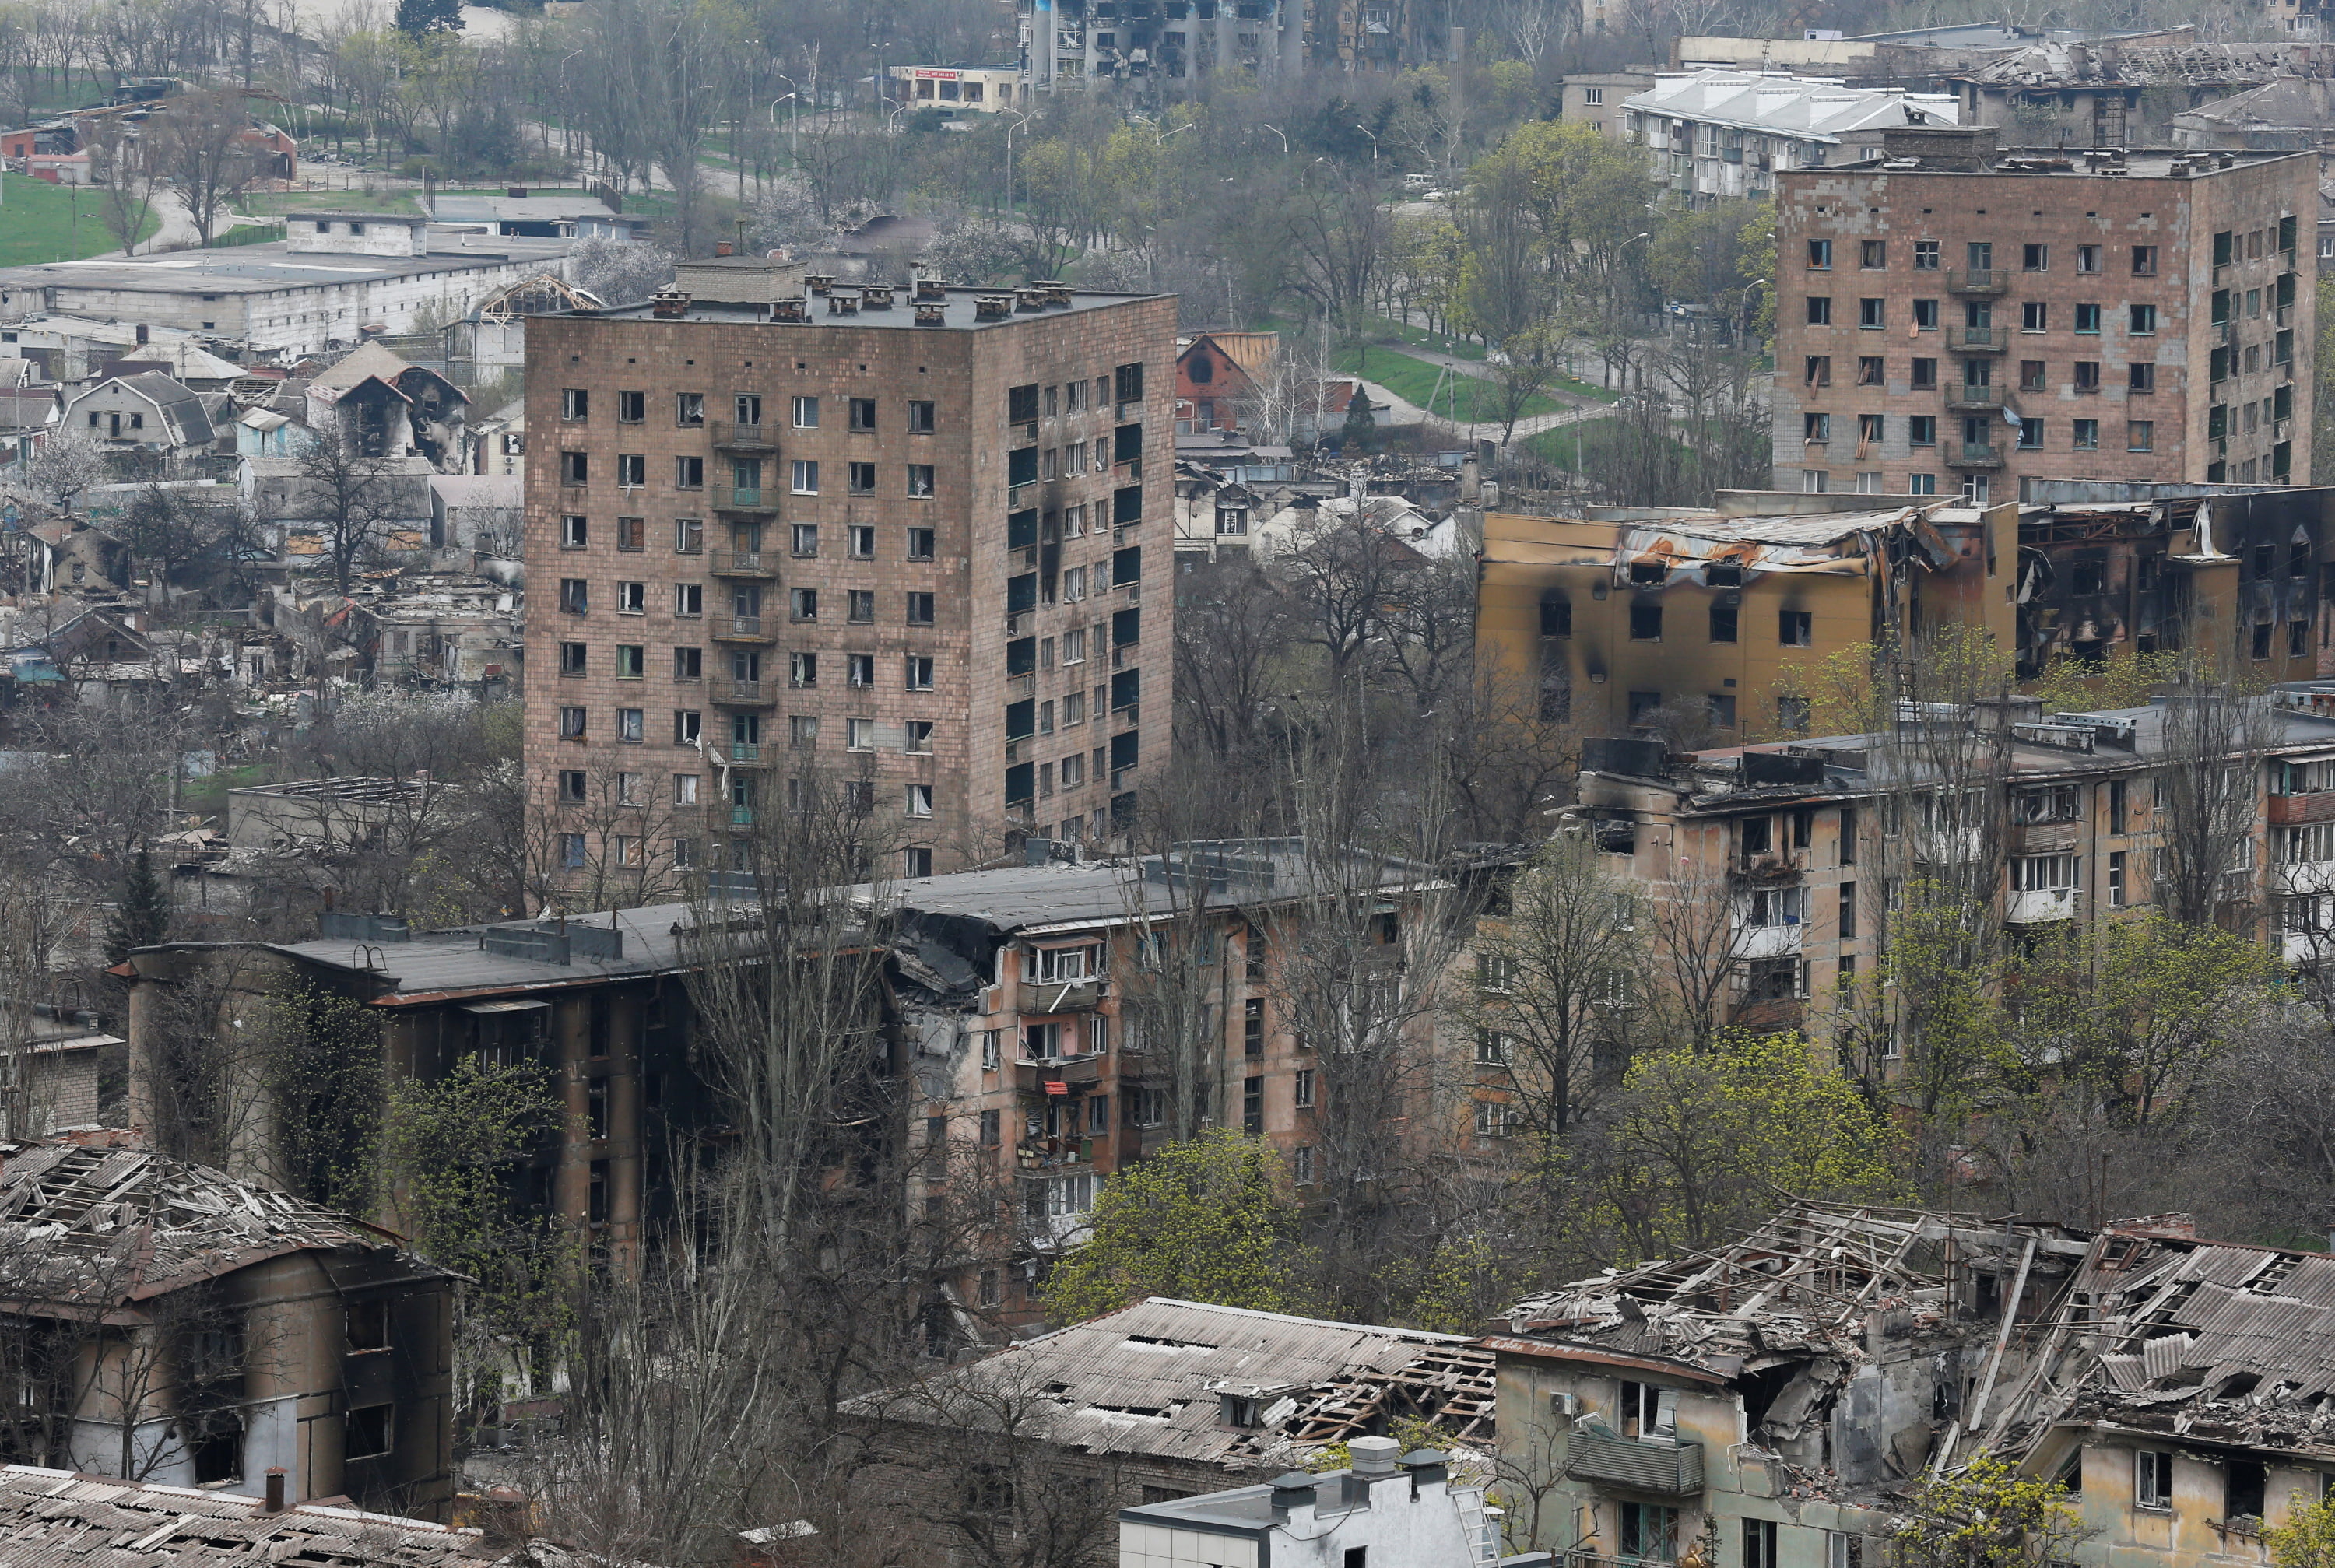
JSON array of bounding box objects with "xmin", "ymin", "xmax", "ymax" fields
[
  {"xmin": 85, "ymin": 187, "xmax": 205, "ymax": 260},
  {"xmin": 1354, "ymin": 364, "xmax": 1620, "ymax": 446}
]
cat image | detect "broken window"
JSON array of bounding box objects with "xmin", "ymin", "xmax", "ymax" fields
[
  {"xmin": 1617, "ymin": 1380, "xmax": 1676, "ymax": 1438},
  {"xmin": 1620, "ymin": 1503, "xmax": 1678, "ymax": 1560},
  {"xmin": 1745, "ymin": 958, "xmax": 1802, "ymax": 1001},
  {"xmin": 2226, "ymin": 1460, "xmax": 2266, "ymax": 1521},
  {"xmin": 1745, "ymin": 1519, "xmax": 1778, "ymax": 1568},
  {"xmin": 2136, "ymin": 1448, "xmax": 2173, "ymax": 1510}
]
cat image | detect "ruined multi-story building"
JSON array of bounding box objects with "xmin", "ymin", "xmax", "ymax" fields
[
  {"xmin": 522, "ymin": 278, "xmax": 1176, "ymax": 880},
  {"xmin": 1771, "ymin": 127, "xmax": 2316, "ymax": 499}
]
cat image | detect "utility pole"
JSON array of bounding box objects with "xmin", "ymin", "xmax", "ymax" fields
[{"xmin": 1446, "ymin": 25, "xmax": 1465, "ymax": 172}]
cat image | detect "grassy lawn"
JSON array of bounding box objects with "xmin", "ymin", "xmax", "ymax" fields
[
  {"xmin": 181, "ymin": 763, "xmax": 269, "ymax": 812},
  {"xmin": 1361, "ymin": 314, "xmax": 1487, "ymax": 360},
  {"xmin": 0, "ymin": 173, "xmax": 159, "ymax": 265},
  {"xmin": 1336, "ymin": 343, "xmax": 1568, "ymax": 425},
  {"xmin": 245, "ymin": 188, "xmax": 425, "ymax": 216},
  {"xmin": 1524, "ymin": 417, "xmax": 1692, "ymax": 472}
]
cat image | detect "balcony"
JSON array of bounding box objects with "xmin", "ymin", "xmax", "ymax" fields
[
  {"xmin": 712, "ymin": 616, "xmax": 775, "ymax": 644},
  {"xmin": 711, "ymin": 419, "xmax": 777, "ymax": 453},
  {"xmin": 1736, "ymin": 922, "xmax": 1805, "ymax": 959},
  {"xmin": 1563, "ymin": 1432, "xmax": 1705, "ymax": 1496},
  {"xmin": 1013, "ymin": 1052, "xmax": 1106, "ymax": 1093},
  {"xmin": 1948, "ymin": 442, "xmax": 2004, "ymax": 469},
  {"xmin": 1947, "ymin": 325, "xmax": 2008, "ymax": 353},
  {"xmin": 2274, "ymin": 860, "xmax": 2335, "ymax": 896},
  {"xmin": 1947, "ymin": 268, "xmax": 2007, "ymax": 295},
  {"xmin": 2268, "ymin": 791, "xmax": 2335, "ymax": 825},
  {"xmin": 710, "ymin": 549, "xmax": 777, "ymax": 577},
  {"xmin": 730, "ymin": 805, "xmax": 755, "ymax": 826},
  {"xmin": 721, "ymin": 488, "xmax": 778, "ymax": 514},
  {"xmin": 1017, "ymin": 978, "xmax": 1108, "ymax": 1014},
  {"xmin": 725, "ymin": 742, "xmax": 766, "ymax": 766},
  {"xmin": 2010, "ymin": 820, "xmax": 2083, "ymax": 854},
  {"xmin": 709, "ymin": 679, "xmax": 774, "ymax": 706},
  {"xmin": 1945, "ymin": 384, "xmax": 2004, "ymax": 412},
  {"xmin": 2006, "ymin": 887, "xmax": 2079, "ymax": 923}
]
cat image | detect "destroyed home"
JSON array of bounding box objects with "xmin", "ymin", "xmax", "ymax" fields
[
  {"xmin": 0, "ymin": 1465, "xmax": 498, "ymax": 1568},
  {"xmin": 879, "ymin": 840, "xmax": 1456, "ymax": 1324},
  {"xmin": 1475, "ymin": 496, "xmax": 2016, "ymax": 738},
  {"xmin": 1118, "ymin": 1436, "xmax": 1510, "ymax": 1568},
  {"xmin": 1980, "ymin": 1219, "xmax": 2335, "ymax": 1566},
  {"xmin": 118, "ymin": 906, "xmax": 725, "ymax": 1268},
  {"xmin": 0, "ymin": 1136, "xmax": 458, "ymax": 1517},
  {"xmin": 849, "ymin": 1296, "xmax": 1494, "ymax": 1556},
  {"xmin": 1567, "ymin": 690, "xmax": 2335, "ymax": 1037},
  {"xmin": 1175, "ymin": 332, "xmax": 1279, "ymax": 437},
  {"xmin": 1486, "ymin": 1201, "xmax": 2092, "ymax": 1559},
  {"xmin": 303, "ymin": 342, "xmax": 469, "ymax": 470}
]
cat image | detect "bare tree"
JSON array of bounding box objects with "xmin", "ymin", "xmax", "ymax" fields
[
  {"xmin": 286, "ymin": 427, "xmax": 411, "ymax": 595},
  {"xmin": 2154, "ymin": 665, "xmax": 2277, "ymax": 932},
  {"xmin": 4, "ymin": 427, "xmax": 110, "ymax": 514},
  {"xmin": 143, "ymin": 89, "xmax": 266, "ymax": 246},
  {"xmin": 83, "ymin": 110, "xmax": 157, "ymax": 255}
]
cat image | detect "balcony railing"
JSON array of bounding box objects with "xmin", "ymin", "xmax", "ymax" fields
[
  {"xmin": 713, "ymin": 616, "xmax": 774, "ymax": 642},
  {"xmin": 710, "ymin": 549, "xmax": 776, "ymax": 577},
  {"xmin": 728, "ymin": 742, "xmax": 765, "ymax": 765},
  {"xmin": 2006, "ymin": 886, "xmax": 2079, "ymax": 924},
  {"xmin": 723, "ymin": 488, "xmax": 777, "ymax": 512},
  {"xmin": 730, "ymin": 805, "xmax": 755, "ymax": 826},
  {"xmin": 711, "ymin": 419, "xmax": 777, "ymax": 453},
  {"xmin": 1017, "ymin": 978, "xmax": 1108, "ymax": 1015},
  {"xmin": 1947, "ymin": 268, "xmax": 2007, "ymax": 295},
  {"xmin": 1948, "ymin": 442, "xmax": 2004, "ymax": 468},
  {"xmin": 1947, "ymin": 325, "xmax": 2008, "ymax": 352},
  {"xmin": 1563, "ymin": 1432, "xmax": 1705, "ymax": 1496},
  {"xmin": 709, "ymin": 679, "xmax": 774, "ymax": 706},
  {"xmin": 1945, "ymin": 384, "xmax": 2004, "ymax": 411}
]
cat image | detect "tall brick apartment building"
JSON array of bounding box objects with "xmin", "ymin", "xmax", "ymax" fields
[
  {"xmin": 1771, "ymin": 127, "xmax": 2315, "ymax": 500},
  {"xmin": 523, "ymin": 279, "xmax": 1178, "ymax": 879}
]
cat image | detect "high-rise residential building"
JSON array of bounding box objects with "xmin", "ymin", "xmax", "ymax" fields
[
  {"xmin": 523, "ymin": 278, "xmax": 1177, "ymax": 882},
  {"xmin": 1770, "ymin": 127, "xmax": 2316, "ymax": 500}
]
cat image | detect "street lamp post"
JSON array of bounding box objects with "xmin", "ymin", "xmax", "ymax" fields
[
  {"xmin": 1353, "ymin": 123, "xmax": 1377, "ymax": 167},
  {"xmin": 1002, "ymin": 110, "xmax": 1034, "ymax": 216},
  {"xmin": 1259, "ymin": 123, "xmax": 1288, "ymax": 157}
]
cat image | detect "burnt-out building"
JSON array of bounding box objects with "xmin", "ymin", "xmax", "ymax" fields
[
  {"xmin": 0, "ymin": 1133, "xmax": 460, "ymax": 1519},
  {"xmin": 117, "ymin": 907, "xmax": 724, "ymax": 1270},
  {"xmin": 2018, "ymin": 482, "xmax": 2335, "ymax": 679}
]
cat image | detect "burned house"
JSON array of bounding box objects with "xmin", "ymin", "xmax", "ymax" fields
[
  {"xmin": 303, "ymin": 342, "xmax": 469, "ymax": 470},
  {"xmin": 0, "ymin": 1135, "xmax": 458, "ymax": 1518},
  {"xmin": 849, "ymin": 1295, "xmax": 1493, "ymax": 1562},
  {"xmin": 2018, "ymin": 483, "xmax": 2335, "ymax": 682},
  {"xmin": 1486, "ymin": 1201, "xmax": 2092, "ymax": 1560}
]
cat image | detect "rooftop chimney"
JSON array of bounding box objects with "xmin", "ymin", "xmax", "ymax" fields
[
  {"xmin": 1878, "ymin": 123, "xmax": 1998, "ymax": 169},
  {"xmin": 264, "ymin": 1468, "xmax": 287, "ymax": 1514},
  {"xmin": 650, "ymin": 286, "xmax": 692, "ymax": 319},
  {"xmin": 715, "ymin": 240, "xmax": 734, "ymax": 257},
  {"xmin": 1349, "ymin": 1436, "xmax": 1401, "ymax": 1475}
]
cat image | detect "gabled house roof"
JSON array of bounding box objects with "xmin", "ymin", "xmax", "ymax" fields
[{"xmin": 64, "ymin": 370, "xmax": 216, "ymax": 448}]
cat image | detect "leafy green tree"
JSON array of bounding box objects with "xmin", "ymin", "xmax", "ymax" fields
[
  {"xmin": 1041, "ymin": 1130, "xmax": 1304, "ymax": 1324},
  {"xmin": 1889, "ymin": 1455, "xmax": 2093, "ymax": 1568},
  {"xmin": 104, "ymin": 848, "xmax": 170, "ymax": 963},
  {"xmin": 2268, "ymin": 1486, "xmax": 2335, "ymax": 1565},
  {"xmin": 394, "ymin": 0, "xmax": 462, "ymax": 34},
  {"xmin": 1568, "ymin": 1030, "xmax": 1905, "ymax": 1262},
  {"xmin": 1339, "ymin": 384, "xmax": 1376, "ymax": 449}
]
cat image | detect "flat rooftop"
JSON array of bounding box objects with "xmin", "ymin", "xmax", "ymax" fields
[
  {"xmin": 578, "ymin": 282, "xmax": 1166, "ymax": 331},
  {"xmin": 0, "ymin": 230, "xmax": 577, "ymax": 300},
  {"xmin": 1838, "ymin": 146, "xmax": 2311, "ymax": 177}
]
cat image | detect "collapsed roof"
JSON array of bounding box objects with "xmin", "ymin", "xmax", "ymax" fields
[
  {"xmin": 848, "ymin": 1296, "xmax": 1494, "ymax": 1471},
  {"xmin": 0, "ymin": 1138, "xmax": 415, "ymax": 1318},
  {"xmin": 0, "ymin": 1465, "xmax": 498, "ymax": 1568},
  {"xmin": 1981, "ymin": 1222, "xmax": 2335, "ymax": 1467}
]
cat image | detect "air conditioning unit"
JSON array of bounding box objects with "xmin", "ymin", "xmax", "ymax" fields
[{"xmin": 1552, "ymin": 1392, "xmax": 1581, "ymax": 1418}]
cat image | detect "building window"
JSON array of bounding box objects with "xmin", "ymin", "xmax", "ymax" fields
[
  {"xmin": 616, "ymin": 454, "xmax": 645, "ymax": 487},
  {"xmin": 2130, "ymin": 303, "xmax": 2158, "ymax": 335},
  {"xmin": 1859, "ymin": 298, "xmax": 1884, "ymax": 328},
  {"xmin": 1912, "ymin": 299, "xmax": 1939, "ymax": 331},
  {"xmin": 1806, "ymin": 296, "xmax": 1832, "ymax": 325},
  {"xmin": 1779, "ymin": 610, "xmax": 1813, "ymax": 647},
  {"xmin": 561, "ymin": 514, "xmax": 588, "ymax": 549},
  {"xmin": 907, "ymin": 592, "xmax": 936, "ymax": 626},
  {"xmin": 850, "ymin": 397, "xmax": 877, "ymax": 432},
  {"xmin": 1621, "ymin": 1503, "xmax": 1678, "ymax": 1561},
  {"xmin": 561, "ymin": 388, "xmax": 588, "ymax": 421},
  {"xmin": 616, "ymin": 581, "xmax": 645, "ymax": 614},
  {"xmin": 616, "ymin": 390, "xmax": 644, "ymax": 423},
  {"xmin": 2132, "ymin": 245, "xmax": 2158, "ymax": 276},
  {"xmin": 1908, "ymin": 415, "xmax": 1936, "ymax": 447},
  {"xmin": 792, "ymin": 460, "xmax": 819, "ymax": 494},
  {"xmin": 2137, "ymin": 1450, "xmax": 2174, "ymax": 1510},
  {"xmin": 1804, "ymin": 412, "xmax": 1831, "ymax": 443},
  {"xmin": 1630, "ymin": 605, "xmax": 1662, "ymax": 640},
  {"xmin": 908, "ymin": 399, "xmax": 936, "ymax": 433},
  {"xmin": 850, "ymin": 590, "xmax": 876, "ymax": 623},
  {"xmin": 1856, "ymin": 355, "xmax": 1884, "ymax": 386},
  {"xmin": 2073, "ymin": 419, "xmax": 2099, "ymax": 451},
  {"xmin": 1584, "ymin": 86, "xmax": 1604, "ymax": 103},
  {"xmin": 2074, "ymin": 361, "xmax": 2100, "ymax": 392},
  {"xmin": 616, "ymin": 644, "xmax": 644, "ymax": 677},
  {"xmin": 2075, "ymin": 303, "xmax": 2102, "ymax": 334},
  {"xmin": 673, "ymin": 710, "xmax": 701, "ymax": 745},
  {"xmin": 1807, "ymin": 238, "xmax": 1831, "ymax": 269},
  {"xmin": 1909, "ymin": 357, "xmax": 1936, "ymax": 390},
  {"xmin": 1746, "ymin": 1519, "xmax": 1778, "ymax": 1568},
  {"xmin": 1907, "ymin": 473, "xmax": 1936, "ymax": 495},
  {"xmin": 1859, "ymin": 240, "xmax": 1885, "ymax": 268},
  {"xmin": 906, "ymin": 721, "xmax": 935, "ymax": 753},
  {"xmin": 617, "ymin": 708, "xmax": 644, "ymax": 743},
  {"xmin": 908, "ymin": 784, "xmax": 934, "ymax": 818},
  {"xmin": 2017, "ymin": 419, "xmax": 2043, "ymax": 451},
  {"xmin": 792, "ymin": 395, "xmax": 819, "ymax": 428},
  {"xmin": 560, "ymin": 642, "xmax": 587, "ymax": 676},
  {"xmin": 908, "ymin": 465, "xmax": 936, "ymax": 497},
  {"xmin": 2128, "ymin": 421, "xmax": 2154, "ymax": 452},
  {"xmin": 559, "ymin": 707, "xmax": 587, "ymax": 740},
  {"xmin": 1293, "ymin": 1145, "xmax": 1315, "ymax": 1184},
  {"xmin": 906, "ymin": 655, "xmax": 935, "ymax": 690},
  {"xmin": 2130, "ymin": 363, "xmax": 2155, "ymax": 393},
  {"xmin": 345, "ymin": 1405, "xmax": 393, "ymax": 1460},
  {"xmin": 905, "ymin": 847, "xmax": 933, "ymax": 878},
  {"xmin": 907, "ymin": 527, "xmax": 936, "ymax": 561},
  {"xmin": 676, "ymin": 392, "xmax": 704, "ymax": 426},
  {"xmin": 676, "ymin": 517, "xmax": 704, "ymax": 553},
  {"xmin": 848, "ymin": 462, "xmax": 876, "ymax": 496}
]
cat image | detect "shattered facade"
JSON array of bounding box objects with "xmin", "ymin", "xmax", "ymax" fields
[{"xmin": 1476, "ymin": 496, "xmax": 2014, "ymax": 739}]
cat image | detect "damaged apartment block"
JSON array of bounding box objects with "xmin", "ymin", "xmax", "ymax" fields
[{"xmin": 1487, "ymin": 1201, "xmax": 2091, "ymax": 1560}]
